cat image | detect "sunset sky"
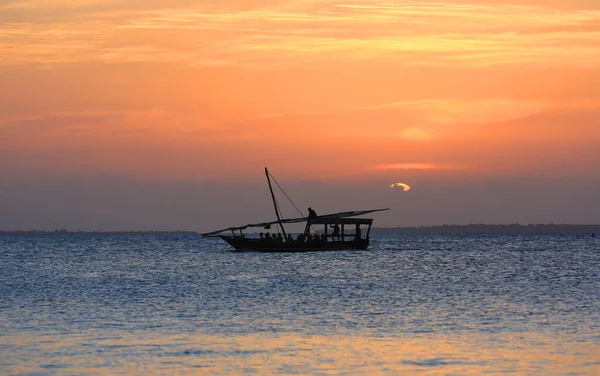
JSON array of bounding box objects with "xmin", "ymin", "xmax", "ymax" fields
[{"xmin": 1, "ymin": 0, "xmax": 599, "ymax": 230}]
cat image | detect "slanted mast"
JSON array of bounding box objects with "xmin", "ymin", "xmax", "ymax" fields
[{"xmin": 265, "ymin": 167, "xmax": 287, "ymax": 238}]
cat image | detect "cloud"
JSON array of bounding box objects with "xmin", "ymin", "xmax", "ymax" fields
[
  {"xmin": 400, "ymin": 128, "xmax": 433, "ymax": 142},
  {"xmin": 228, "ymin": 98, "xmax": 550, "ymax": 143},
  {"xmin": 1, "ymin": 1, "xmax": 599, "ymax": 68},
  {"xmin": 0, "ymin": 108, "xmax": 211, "ymax": 157},
  {"xmin": 375, "ymin": 163, "xmax": 457, "ymax": 171},
  {"xmin": 363, "ymin": 99, "xmax": 548, "ymax": 125}
]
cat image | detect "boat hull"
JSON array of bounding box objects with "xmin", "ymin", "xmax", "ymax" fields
[{"xmin": 219, "ymin": 236, "xmax": 369, "ymax": 252}]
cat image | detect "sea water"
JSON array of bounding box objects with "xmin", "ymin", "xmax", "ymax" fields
[{"xmin": 1, "ymin": 233, "xmax": 599, "ymax": 375}]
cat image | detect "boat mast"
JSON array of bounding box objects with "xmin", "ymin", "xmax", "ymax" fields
[{"xmin": 265, "ymin": 167, "xmax": 287, "ymax": 238}]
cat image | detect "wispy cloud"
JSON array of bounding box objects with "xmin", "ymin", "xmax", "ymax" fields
[
  {"xmin": 232, "ymin": 98, "xmax": 550, "ymax": 143},
  {"xmin": 361, "ymin": 99, "xmax": 548, "ymax": 124},
  {"xmin": 374, "ymin": 163, "xmax": 458, "ymax": 170},
  {"xmin": 1, "ymin": 1, "xmax": 599, "ymax": 68}
]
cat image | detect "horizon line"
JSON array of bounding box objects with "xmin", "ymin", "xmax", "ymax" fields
[{"xmin": 1, "ymin": 223, "xmax": 599, "ymax": 234}]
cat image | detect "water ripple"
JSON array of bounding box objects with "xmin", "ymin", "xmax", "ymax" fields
[{"xmin": 1, "ymin": 233, "xmax": 599, "ymax": 374}]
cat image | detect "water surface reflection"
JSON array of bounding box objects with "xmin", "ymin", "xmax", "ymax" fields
[
  {"xmin": 1, "ymin": 233, "xmax": 599, "ymax": 374},
  {"xmin": 3, "ymin": 332, "xmax": 598, "ymax": 374}
]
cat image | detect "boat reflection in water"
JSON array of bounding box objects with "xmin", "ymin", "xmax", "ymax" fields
[{"xmin": 202, "ymin": 168, "xmax": 389, "ymax": 252}]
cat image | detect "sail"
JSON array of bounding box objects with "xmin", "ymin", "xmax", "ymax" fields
[{"xmin": 201, "ymin": 208, "xmax": 389, "ymax": 236}]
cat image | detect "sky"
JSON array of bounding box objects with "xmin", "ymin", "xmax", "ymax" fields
[{"xmin": 1, "ymin": 0, "xmax": 599, "ymax": 231}]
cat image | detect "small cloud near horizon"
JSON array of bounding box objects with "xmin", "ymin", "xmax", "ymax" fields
[{"xmin": 374, "ymin": 163, "xmax": 463, "ymax": 171}]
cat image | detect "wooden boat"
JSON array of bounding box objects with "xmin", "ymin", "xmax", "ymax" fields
[{"xmin": 201, "ymin": 168, "xmax": 389, "ymax": 252}]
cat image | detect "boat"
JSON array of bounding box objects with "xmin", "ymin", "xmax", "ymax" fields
[{"xmin": 201, "ymin": 168, "xmax": 389, "ymax": 252}]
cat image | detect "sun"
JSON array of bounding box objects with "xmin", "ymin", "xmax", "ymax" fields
[{"xmin": 389, "ymin": 183, "xmax": 411, "ymax": 191}]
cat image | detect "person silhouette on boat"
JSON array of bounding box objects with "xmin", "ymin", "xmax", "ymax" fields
[
  {"xmin": 355, "ymin": 225, "xmax": 362, "ymax": 242},
  {"xmin": 331, "ymin": 223, "xmax": 340, "ymax": 242},
  {"xmin": 297, "ymin": 233, "xmax": 305, "ymax": 243},
  {"xmin": 308, "ymin": 207, "xmax": 317, "ymax": 219}
]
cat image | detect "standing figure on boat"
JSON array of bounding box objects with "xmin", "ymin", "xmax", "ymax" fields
[
  {"xmin": 308, "ymin": 207, "xmax": 317, "ymax": 219},
  {"xmin": 331, "ymin": 223, "xmax": 341, "ymax": 242}
]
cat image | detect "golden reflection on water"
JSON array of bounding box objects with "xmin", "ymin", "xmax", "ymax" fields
[{"xmin": 4, "ymin": 332, "xmax": 599, "ymax": 375}]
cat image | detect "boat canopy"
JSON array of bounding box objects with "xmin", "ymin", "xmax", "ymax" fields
[
  {"xmin": 201, "ymin": 208, "xmax": 389, "ymax": 236},
  {"xmin": 309, "ymin": 217, "xmax": 374, "ymax": 225}
]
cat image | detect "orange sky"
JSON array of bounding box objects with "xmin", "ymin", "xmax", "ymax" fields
[{"xmin": 1, "ymin": 0, "xmax": 599, "ymax": 229}]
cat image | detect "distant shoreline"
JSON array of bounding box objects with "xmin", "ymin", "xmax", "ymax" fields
[
  {"xmin": 0, "ymin": 224, "xmax": 598, "ymax": 235},
  {"xmin": 0, "ymin": 230, "xmax": 198, "ymax": 236},
  {"xmin": 373, "ymin": 224, "xmax": 600, "ymax": 234}
]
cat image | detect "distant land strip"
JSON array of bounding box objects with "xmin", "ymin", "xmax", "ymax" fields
[
  {"xmin": 0, "ymin": 230, "xmax": 198, "ymax": 236},
  {"xmin": 373, "ymin": 224, "xmax": 600, "ymax": 234}
]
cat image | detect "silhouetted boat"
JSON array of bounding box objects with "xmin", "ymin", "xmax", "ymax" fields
[{"xmin": 201, "ymin": 168, "xmax": 389, "ymax": 252}]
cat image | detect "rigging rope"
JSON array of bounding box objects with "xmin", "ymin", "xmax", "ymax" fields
[
  {"xmin": 268, "ymin": 171, "xmax": 317, "ymax": 234},
  {"xmin": 268, "ymin": 171, "xmax": 304, "ymax": 218}
]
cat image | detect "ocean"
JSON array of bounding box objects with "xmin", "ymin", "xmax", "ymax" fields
[{"xmin": 1, "ymin": 233, "xmax": 599, "ymax": 375}]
